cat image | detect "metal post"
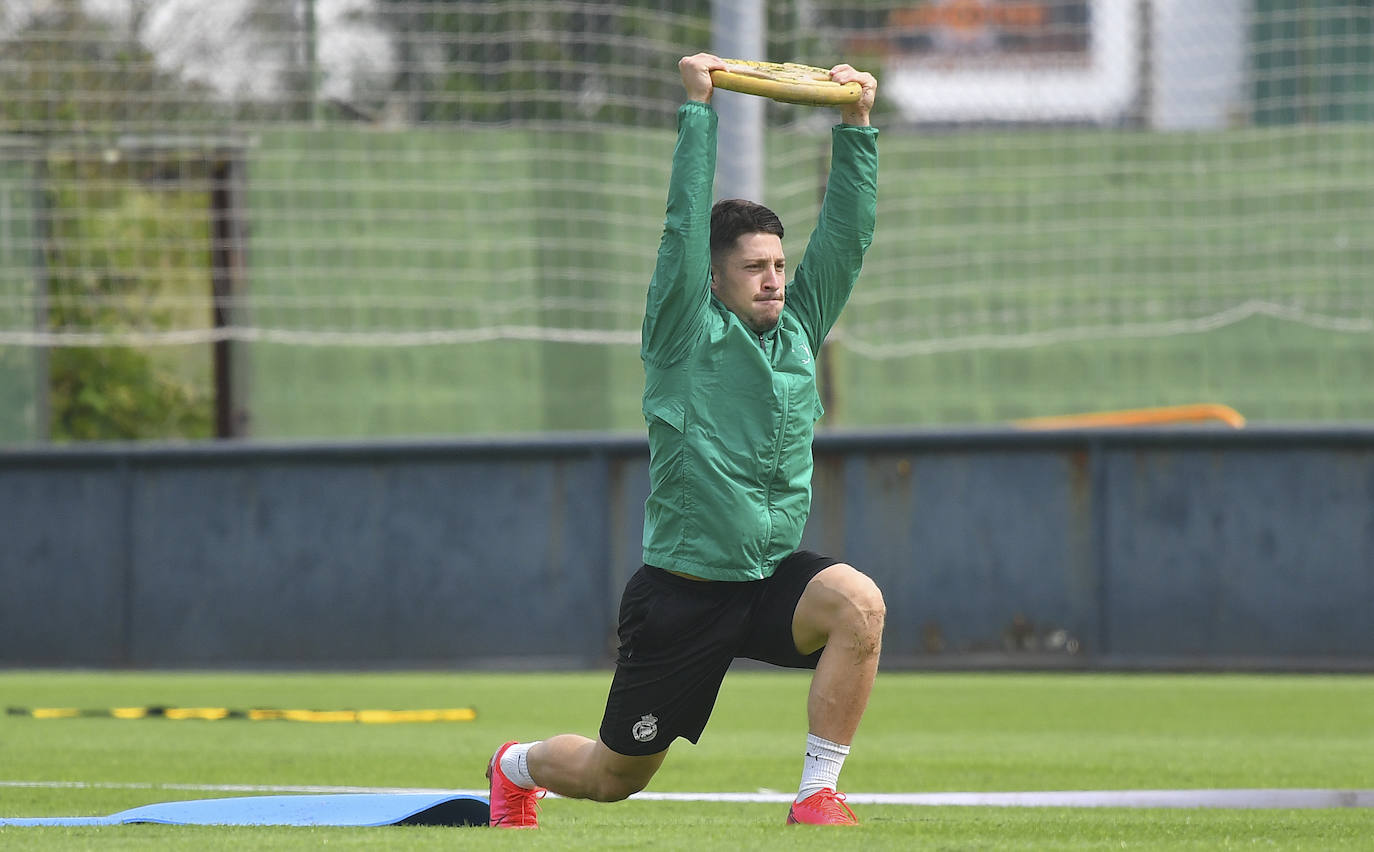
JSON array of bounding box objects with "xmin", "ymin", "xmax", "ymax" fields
[
  {"xmin": 711, "ymin": 0, "xmax": 765, "ymax": 203},
  {"xmin": 209, "ymin": 152, "xmax": 251, "ymax": 438},
  {"xmin": 304, "ymin": 0, "xmax": 321, "ymax": 125}
]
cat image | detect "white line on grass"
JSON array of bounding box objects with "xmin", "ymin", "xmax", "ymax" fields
[{"xmin": 2, "ymin": 780, "xmax": 1371, "ymax": 808}]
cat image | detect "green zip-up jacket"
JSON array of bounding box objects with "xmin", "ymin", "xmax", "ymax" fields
[{"xmin": 640, "ymin": 101, "xmax": 879, "ymax": 581}]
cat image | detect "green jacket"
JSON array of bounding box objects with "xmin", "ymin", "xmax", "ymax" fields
[{"xmin": 640, "ymin": 101, "xmax": 879, "ymax": 581}]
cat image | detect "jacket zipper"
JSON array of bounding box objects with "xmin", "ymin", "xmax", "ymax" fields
[{"xmin": 760, "ymin": 329, "xmax": 787, "ymax": 556}]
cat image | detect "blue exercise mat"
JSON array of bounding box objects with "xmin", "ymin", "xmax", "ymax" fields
[{"xmin": 0, "ymin": 792, "xmax": 490, "ymax": 827}]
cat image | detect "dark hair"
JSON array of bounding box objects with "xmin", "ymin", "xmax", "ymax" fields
[{"xmin": 710, "ymin": 199, "xmax": 784, "ymax": 266}]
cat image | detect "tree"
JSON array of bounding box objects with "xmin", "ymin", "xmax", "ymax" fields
[
  {"xmin": 367, "ymin": 0, "xmax": 703, "ymax": 125},
  {"xmin": 0, "ymin": 0, "xmax": 215, "ymax": 133},
  {"xmin": 1, "ymin": 1, "xmax": 213, "ymax": 440},
  {"xmin": 363, "ymin": 1, "xmax": 840, "ymax": 126}
]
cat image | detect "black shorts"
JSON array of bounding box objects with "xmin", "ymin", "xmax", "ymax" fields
[{"xmin": 598, "ymin": 550, "xmax": 840, "ymax": 756}]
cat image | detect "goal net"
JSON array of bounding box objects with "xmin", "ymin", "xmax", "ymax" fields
[{"xmin": 1, "ymin": 0, "xmax": 1371, "ymax": 440}]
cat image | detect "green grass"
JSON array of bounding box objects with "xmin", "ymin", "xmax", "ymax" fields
[{"xmin": 2, "ymin": 670, "xmax": 1372, "ymax": 849}]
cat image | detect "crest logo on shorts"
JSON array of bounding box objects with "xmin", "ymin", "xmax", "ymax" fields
[{"xmin": 631, "ymin": 713, "xmax": 658, "ymax": 743}]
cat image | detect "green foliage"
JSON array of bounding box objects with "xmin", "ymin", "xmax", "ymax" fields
[
  {"xmin": 0, "ymin": 1, "xmax": 214, "ymax": 134},
  {"xmin": 374, "ymin": 0, "xmax": 709, "ymax": 125},
  {"xmin": 47, "ymin": 346, "xmax": 210, "ymax": 442},
  {"xmin": 44, "ymin": 156, "xmax": 212, "ymax": 442},
  {"xmin": 0, "ymin": 1, "xmax": 219, "ymax": 441},
  {"xmin": 1253, "ymin": 0, "xmax": 1374, "ymax": 124},
  {"xmin": 370, "ymin": 1, "xmax": 844, "ymax": 127}
]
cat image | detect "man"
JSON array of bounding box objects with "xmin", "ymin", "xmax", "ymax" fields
[{"xmin": 487, "ymin": 52, "xmax": 883, "ymax": 828}]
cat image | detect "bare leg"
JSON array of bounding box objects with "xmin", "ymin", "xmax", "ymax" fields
[
  {"xmin": 527, "ymin": 735, "xmax": 667, "ymax": 802},
  {"xmin": 790, "ymin": 563, "xmax": 886, "ymax": 744}
]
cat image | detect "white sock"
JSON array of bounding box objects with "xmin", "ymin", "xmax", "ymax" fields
[
  {"xmin": 796, "ymin": 733, "xmax": 849, "ymax": 802},
  {"xmin": 499, "ymin": 741, "xmax": 541, "ymax": 789}
]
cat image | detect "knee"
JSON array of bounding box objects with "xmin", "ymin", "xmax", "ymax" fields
[
  {"xmin": 797, "ymin": 563, "xmax": 887, "ymax": 657},
  {"xmin": 575, "ymin": 740, "xmax": 663, "ymax": 803},
  {"xmin": 589, "ymin": 769, "xmax": 650, "ymax": 803},
  {"xmin": 835, "ymin": 565, "xmax": 886, "ymax": 645}
]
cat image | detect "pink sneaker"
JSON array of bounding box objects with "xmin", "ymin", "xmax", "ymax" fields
[
  {"xmin": 486, "ymin": 741, "xmax": 545, "ymax": 828},
  {"xmin": 786, "ymin": 789, "xmax": 859, "ymax": 825}
]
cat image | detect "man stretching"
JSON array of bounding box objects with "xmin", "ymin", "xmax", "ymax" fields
[{"xmin": 487, "ymin": 52, "xmax": 883, "ymax": 827}]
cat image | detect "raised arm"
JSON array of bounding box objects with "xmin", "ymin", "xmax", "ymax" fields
[
  {"xmin": 787, "ymin": 65, "xmax": 879, "ymax": 351},
  {"xmin": 641, "ymin": 54, "xmax": 727, "ymax": 366}
]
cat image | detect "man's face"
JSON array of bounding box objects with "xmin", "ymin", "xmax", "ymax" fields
[{"xmin": 711, "ymin": 232, "xmax": 786, "ymax": 335}]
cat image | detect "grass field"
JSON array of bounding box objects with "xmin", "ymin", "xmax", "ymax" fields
[{"xmin": 2, "ymin": 670, "xmax": 1372, "ymax": 849}]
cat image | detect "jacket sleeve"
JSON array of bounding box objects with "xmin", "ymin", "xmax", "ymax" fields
[
  {"xmin": 786, "ymin": 123, "xmax": 879, "ymax": 354},
  {"xmin": 641, "ymin": 102, "xmax": 717, "ymax": 367}
]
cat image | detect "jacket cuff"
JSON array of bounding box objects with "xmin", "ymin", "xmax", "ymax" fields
[
  {"xmin": 679, "ymin": 101, "xmax": 717, "ymax": 123},
  {"xmin": 833, "ymin": 123, "xmax": 879, "ymax": 138}
]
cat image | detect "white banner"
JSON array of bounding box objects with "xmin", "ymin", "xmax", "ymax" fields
[{"xmin": 860, "ymin": 0, "xmax": 1141, "ymax": 124}]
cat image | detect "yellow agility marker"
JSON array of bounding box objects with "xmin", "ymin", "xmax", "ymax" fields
[
  {"xmin": 1014, "ymin": 403, "xmax": 1246, "ymax": 430},
  {"xmin": 7, "ymin": 705, "xmax": 477, "ymax": 723},
  {"xmin": 711, "ymin": 59, "xmax": 862, "ymax": 106}
]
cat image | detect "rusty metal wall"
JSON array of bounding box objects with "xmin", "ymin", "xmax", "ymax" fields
[
  {"xmin": 803, "ymin": 429, "xmax": 1374, "ymax": 668},
  {"xmin": 2, "ymin": 428, "xmax": 1371, "ymax": 669}
]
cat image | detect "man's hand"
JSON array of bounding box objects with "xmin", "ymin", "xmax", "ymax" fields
[
  {"xmin": 679, "ymin": 53, "xmax": 726, "ymax": 104},
  {"xmin": 830, "ymin": 65, "xmax": 877, "ymax": 127}
]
